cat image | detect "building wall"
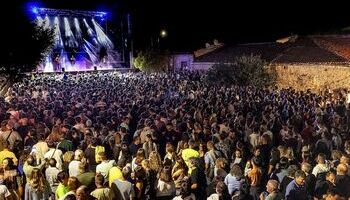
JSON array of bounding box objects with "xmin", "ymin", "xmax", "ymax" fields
[
  {"xmin": 192, "ymin": 62, "xmax": 214, "ymax": 71},
  {"xmin": 171, "ymin": 54, "xmax": 194, "ymax": 71},
  {"xmin": 274, "ymin": 64, "xmax": 350, "ymax": 92},
  {"xmin": 191, "ymin": 62, "xmax": 350, "ymax": 92}
]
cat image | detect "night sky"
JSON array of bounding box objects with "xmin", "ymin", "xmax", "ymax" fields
[{"xmin": 15, "ymin": 0, "xmax": 350, "ymax": 51}]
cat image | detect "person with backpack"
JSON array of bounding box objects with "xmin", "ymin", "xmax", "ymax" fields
[{"xmin": 205, "ymin": 141, "xmax": 221, "ymax": 182}]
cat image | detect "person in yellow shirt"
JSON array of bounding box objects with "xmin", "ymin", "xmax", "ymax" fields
[
  {"xmin": 55, "ymin": 171, "xmax": 69, "ymax": 200},
  {"xmin": 108, "ymin": 159, "xmax": 125, "ymax": 187},
  {"xmin": 181, "ymin": 139, "xmax": 199, "ymax": 174},
  {"xmin": 0, "ymin": 142, "xmax": 17, "ymax": 165}
]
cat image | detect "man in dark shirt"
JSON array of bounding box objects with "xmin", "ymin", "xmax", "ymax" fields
[
  {"xmin": 335, "ymin": 163, "xmax": 350, "ymax": 198},
  {"xmin": 285, "ymin": 170, "xmax": 308, "ymax": 200},
  {"xmin": 301, "ymin": 162, "xmax": 316, "ymax": 198},
  {"xmin": 314, "ymin": 170, "xmax": 336, "ymax": 199},
  {"xmin": 129, "ymin": 136, "xmax": 141, "ymax": 157},
  {"xmin": 189, "ymin": 157, "xmax": 207, "ymax": 200}
]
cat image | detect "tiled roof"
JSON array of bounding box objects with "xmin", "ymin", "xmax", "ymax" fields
[
  {"xmin": 194, "ymin": 42, "xmax": 288, "ymax": 63},
  {"xmin": 272, "ymin": 37, "xmax": 348, "ymax": 64},
  {"xmin": 194, "ymin": 36, "xmax": 349, "ymax": 65}
]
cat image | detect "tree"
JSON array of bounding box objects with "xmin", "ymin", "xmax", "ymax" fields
[
  {"xmin": 134, "ymin": 49, "xmax": 170, "ymax": 73},
  {"xmin": 0, "ymin": 2, "xmax": 55, "ymax": 92},
  {"xmin": 206, "ymin": 55, "xmax": 277, "ymax": 87}
]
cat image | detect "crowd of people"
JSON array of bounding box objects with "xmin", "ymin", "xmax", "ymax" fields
[{"xmin": 0, "ymin": 70, "xmax": 349, "ymax": 200}]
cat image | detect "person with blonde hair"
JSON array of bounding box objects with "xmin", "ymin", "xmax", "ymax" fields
[
  {"xmin": 24, "ymin": 168, "xmax": 51, "ymax": 200},
  {"xmin": 149, "ymin": 151, "xmax": 162, "ymax": 173},
  {"xmin": 335, "ymin": 163, "xmax": 350, "ymax": 198},
  {"xmin": 62, "ymin": 151, "xmax": 74, "ymax": 173},
  {"xmin": 172, "ymin": 156, "xmax": 187, "ymax": 192},
  {"xmin": 214, "ymin": 158, "xmax": 227, "ymax": 178},
  {"xmin": 141, "ymin": 159, "xmax": 157, "ymax": 199},
  {"xmin": 69, "ymin": 150, "xmax": 85, "ymax": 177}
]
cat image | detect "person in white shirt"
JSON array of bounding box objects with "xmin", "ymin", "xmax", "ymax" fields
[
  {"xmin": 69, "ymin": 150, "xmax": 84, "ymax": 177},
  {"xmin": 45, "ymin": 158, "xmax": 61, "ymax": 196},
  {"xmin": 0, "ymin": 174, "xmax": 11, "ymax": 200},
  {"xmin": 249, "ymin": 127, "xmax": 260, "ymax": 149},
  {"xmin": 44, "ymin": 141, "xmax": 63, "ymax": 170},
  {"xmin": 312, "ymin": 153, "xmax": 329, "ymax": 177},
  {"xmin": 96, "ymin": 152, "xmax": 115, "ymax": 180},
  {"xmin": 156, "ymin": 166, "xmax": 175, "ymax": 198}
]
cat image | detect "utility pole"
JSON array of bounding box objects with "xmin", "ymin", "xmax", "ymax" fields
[{"xmin": 127, "ymin": 13, "xmax": 134, "ymax": 69}]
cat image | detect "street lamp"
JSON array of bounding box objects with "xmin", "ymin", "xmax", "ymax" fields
[{"xmin": 160, "ymin": 29, "xmax": 167, "ymax": 38}]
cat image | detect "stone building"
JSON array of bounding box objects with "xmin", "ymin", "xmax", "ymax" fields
[{"xmin": 192, "ymin": 35, "xmax": 350, "ymax": 92}]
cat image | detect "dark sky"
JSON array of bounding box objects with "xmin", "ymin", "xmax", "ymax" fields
[{"xmin": 21, "ymin": 0, "xmax": 350, "ymax": 51}]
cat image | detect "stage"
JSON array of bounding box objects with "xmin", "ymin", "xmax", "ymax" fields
[{"xmin": 31, "ymin": 7, "xmax": 129, "ymax": 72}]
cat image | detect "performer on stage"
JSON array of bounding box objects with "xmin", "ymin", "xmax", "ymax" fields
[
  {"xmin": 70, "ymin": 55, "xmax": 76, "ymax": 65},
  {"xmin": 53, "ymin": 55, "xmax": 61, "ymax": 72}
]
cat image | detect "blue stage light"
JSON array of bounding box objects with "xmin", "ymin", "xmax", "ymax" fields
[{"xmin": 32, "ymin": 7, "xmax": 38, "ymax": 14}]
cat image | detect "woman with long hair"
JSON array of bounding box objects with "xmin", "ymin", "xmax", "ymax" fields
[
  {"xmin": 149, "ymin": 151, "xmax": 162, "ymax": 173},
  {"xmin": 24, "ymin": 168, "xmax": 51, "ymax": 200},
  {"xmin": 62, "ymin": 151, "xmax": 74, "ymax": 173},
  {"xmin": 46, "ymin": 125, "xmax": 61, "ymax": 143},
  {"xmin": 3, "ymin": 157, "xmax": 23, "ymax": 199},
  {"xmin": 156, "ymin": 166, "xmax": 175, "ymax": 200},
  {"xmin": 141, "ymin": 159, "xmax": 157, "ymax": 200},
  {"xmin": 214, "ymin": 158, "xmax": 227, "ymax": 178},
  {"xmin": 224, "ymin": 164, "xmax": 243, "ymax": 196},
  {"xmin": 171, "ymin": 156, "xmax": 187, "ymax": 194}
]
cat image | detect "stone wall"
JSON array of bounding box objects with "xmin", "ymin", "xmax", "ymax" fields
[{"xmin": 274, "ymin": 64, "xmax": 350, "ymax": 92}]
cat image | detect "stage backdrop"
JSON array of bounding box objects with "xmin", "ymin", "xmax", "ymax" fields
[{"xmin": 34, "ymin": 8, "xmax": 124, "ymax": 72}]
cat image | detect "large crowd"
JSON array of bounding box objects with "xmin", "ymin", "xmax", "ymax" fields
[{"xmin": 0, "ymin": 71, "xmax": 349, "ymax": 200}]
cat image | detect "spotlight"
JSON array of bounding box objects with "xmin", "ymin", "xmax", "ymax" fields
[{"xmin": 32, "ymin": 7, "xmax": 38, "ymax": 14}]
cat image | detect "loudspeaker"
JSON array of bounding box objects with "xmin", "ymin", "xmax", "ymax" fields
[
  {"xmin": 61, "ymin": 67, "xmax": 65, "ymax": 72},
  {"xmin": 94, "ymin": 66, "xmax": 97, "ymax": 71}
]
